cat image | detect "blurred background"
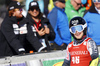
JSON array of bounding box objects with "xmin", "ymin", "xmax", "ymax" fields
[{"xmin": 0, "ymin": 0, "xmax": 50, "ymax": 24}]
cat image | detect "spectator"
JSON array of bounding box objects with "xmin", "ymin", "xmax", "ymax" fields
[
  {"xmin": 25, "ymin": 1, "xmax": 55, "ymax": 51},
  {"xmin": 0, "ymin": 1, "xmax": 26, "ymax": 56},
  {"xmin": 62, "ymin": 17, "xmax": 98, "ymax": 66},
  {"xmin": 0, "ymin": 1, "xmax": 43, "ymax": 56},
  {"xmin": 65, "ymin": 0, "xmax": 86, "ymax": 22},
  {"xmin": 5, "ymin": 0, "xmax": 27, "ymax": 17},
  {"xmin": 47, "ymin": 0, "xmax": 71, "ymax": 50},
  {"xmin": 26, "ymin": 0, "xmax": 44, "ymax": 13},
  {"xmin": 83, "ymin": 0, "xmax": 100, "ymax": 53}
]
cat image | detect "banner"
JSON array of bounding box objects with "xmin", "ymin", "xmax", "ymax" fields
[{"xmin": 42, "ymin": 58, "xmax": 64, "ymax": 66}]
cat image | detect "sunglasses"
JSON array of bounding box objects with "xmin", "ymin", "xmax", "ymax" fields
[
  {"xmin": 70, "ymin": 24, "xmax": 87, "ymax": 34},
  {"xmin": 74, "ymin": 0, "xmax": 82, "ymax": 6},
  {"xmin": 15, "ymin": 8, "xmax": 22, "ymax": 11},
  {"xmin": 30, "ymin": 7, "xmax": 39, "ymax": 11}
]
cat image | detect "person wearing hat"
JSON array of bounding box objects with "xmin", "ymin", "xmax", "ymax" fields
[
  {"xmin": 62, "ymin": 17, "xmax": 98, "ymax": 66},
  {"xmin": 0, "ymin": 0, "xmax": 46, "ymax": 56},
  {"xmin": 84, "ymin": 0, "xmax": 100, "ymax": 54},
  {"xmin": 47, "ymin": 0, "xmax": 71, "ymax": 50},
  {"xmin": 0, "ymin": 1, "xmax": 26, "ymax": 56},
  {"xmin": 24, "ymin": 1, "xmax": 55, "ymax": 52}
]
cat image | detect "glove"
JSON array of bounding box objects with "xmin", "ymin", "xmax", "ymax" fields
[
  {"xmin": 89, "ymin": 57, "xmax": 99, "ymax": 66},
  {"xmin": 18, "ymin": 48, "xmax": 26, "ymax": 55}
]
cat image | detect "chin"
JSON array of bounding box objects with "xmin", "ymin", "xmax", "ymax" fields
[
  {"xmin": 17, "ymin": 16, "xmax": 23, "ymax": 18},
  {"xmin": 77, "ymin": 37, "xmax": 82, "ymax": 39},
  {"xmin": 75, "ymin": 35, "xmax": 83, "ymax": 39}
]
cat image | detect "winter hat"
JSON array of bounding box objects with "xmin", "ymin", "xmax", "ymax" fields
[
  {"xmin": 29, "ymin": 1, "xmax": 39, "ymax": 9},
  {"xmin": 8, "ymin": 1, "xmax": 24, "ymax": 11}
]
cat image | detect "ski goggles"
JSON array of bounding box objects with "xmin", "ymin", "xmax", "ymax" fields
[{"xmin": 69, "ymin": 23, "xmax": 87, "ymax": 34}]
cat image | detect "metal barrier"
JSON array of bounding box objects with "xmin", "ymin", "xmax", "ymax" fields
[{"xmin": 0, "ymin": 50, "xmax": 66, "ymax": 66}]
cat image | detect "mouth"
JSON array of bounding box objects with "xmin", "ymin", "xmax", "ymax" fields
[{"xmin": 33, "ymin": 12, "xmax": 37, "ymax": 14}]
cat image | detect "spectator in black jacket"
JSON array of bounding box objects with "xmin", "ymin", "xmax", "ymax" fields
[
  {"xmin": 0, "ymin": 1, "xmax": 43, "ymax": 57},
  {"xmin": 25, "ymin": 1, "xmax": 55, "ymax": 51},
  {"xmin": 0, "ymin": 1, "xmax": 25, "ymax": 56}
]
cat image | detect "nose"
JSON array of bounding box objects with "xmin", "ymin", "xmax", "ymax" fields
[
  {"xmin": 20, "ymin": 11, "xmax": 23, "ymax": 13},
  {"xmin": 33, "ymin": 9, "xmax": 37, "ymax": 12},
  {"xmin": 75, "ymin": 31, "xmax": 79, "ymax": 33},
  {"xmin": 78, "ymin": 4, "xmax": 81, "ymax": 7}
]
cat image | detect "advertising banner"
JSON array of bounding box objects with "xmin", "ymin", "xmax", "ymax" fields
[{"xmin": 42, "ymin": 58, "xmax": 64, "ymax": 66}]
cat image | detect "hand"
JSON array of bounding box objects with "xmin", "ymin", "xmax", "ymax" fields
[
  {"xmin": 12, "ymin": 12, "xmax": 16, "ymax": 16},
  {"xmin": 89, "ymin": 57, "xmax": 99, "ymax": 66},
  {"xmin": 44, "ymin": 26, "xmax": 50, "ymax": 34},
  {"xmin": 18, "ymin": 48, "xmax": 25, "ymax": 55},
  {"xmin": 38, "ymin": 28, "xmax": 45, "ymax": 36},
  {"xmin": 61, "ymin": 43, "xmax": 67, "ymax": 50},
  {"xmin": 61, "ymin": 43, "xmax": 64, "ymax": 46}
]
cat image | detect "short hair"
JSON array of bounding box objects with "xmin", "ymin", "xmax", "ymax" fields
[{"xmin": 9, "ymin": 9, "xmax": 18, "ymax": 17}]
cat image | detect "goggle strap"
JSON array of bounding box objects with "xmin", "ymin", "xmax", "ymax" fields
[
  {"xmin": 69, "ymin": 23, "xmax": 87, "ymax": 34},
  {"xmin": 83, "ymin": 23, "xmax": 87, "ymax": 29},
  {"xmin": 69, "ymin": 28, "xmax": 72, "ymax": 33}
]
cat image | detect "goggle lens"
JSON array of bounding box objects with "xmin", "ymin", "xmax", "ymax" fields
[{"xmin": 70, "ymin": 25, "xmax": 83, "ymax": 34}]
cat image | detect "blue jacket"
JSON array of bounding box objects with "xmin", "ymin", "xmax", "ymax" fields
[
  {"xmin": 47, "ymin": 6, "xmax": 71, "ymax": 46},
  {"xmin": 84, "ymin": 4, "xmax": 100, "ymax": 45}
]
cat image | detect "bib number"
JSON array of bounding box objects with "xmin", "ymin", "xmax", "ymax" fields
[{"xmin": 72, "ymin": 56, "xmax": 80, "ymax": 64}]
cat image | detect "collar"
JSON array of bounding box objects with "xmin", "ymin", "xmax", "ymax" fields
[
  {"xmin": 74, "ymin": 35, "xmax": 87, "ymax": 45},
  {"xmin": 89, "ymin": 3, "xmax": 98, "ymax": 14},
  {"xmin": 95, "ymin": 7, "xmax": 100, "ymax": 14},
  {"xmin": 55, "ymin": 6, "xmax": 65, "ymax": 12},
  {"xmin": 65, "ymin": 0, "xmax": 76, "ymax": 11}
]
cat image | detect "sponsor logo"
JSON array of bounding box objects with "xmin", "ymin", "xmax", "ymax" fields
[
  {"xmin": 53, "ymin": 61, "xmax": 63, "ymax": 66},
  {"xmin": 72, "ymin": 20, "xmax": 78, "ymax": 26},
  {"xmin": 10, "ymin": 6, "xmax": 14, "ymax": 10},
  {"xmin": 31, "ymin": 2, "xmax": 37, "ymax": 6},
  {"xmin": 70, "ymin": 51, "xmax": 88, "ymax": 55}
]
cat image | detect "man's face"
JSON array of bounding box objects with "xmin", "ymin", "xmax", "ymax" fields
[
  {"xmin": 71, "ymin": 0, "xmax": 82, "ymax": 10},
  {"xmin": 94, "ymin": 2, "xmax": 100, "ymax": 10},
  {"xmin": 14, "ymin": 8, "xmax": 23, "ymax": 18},
  {"xmin": 59, "ymin": 2, "xmax": 66, "ymax": 8},
  {"xmin": 55, "ymin": 1, "xmax": 65, "ymax": 9}
]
